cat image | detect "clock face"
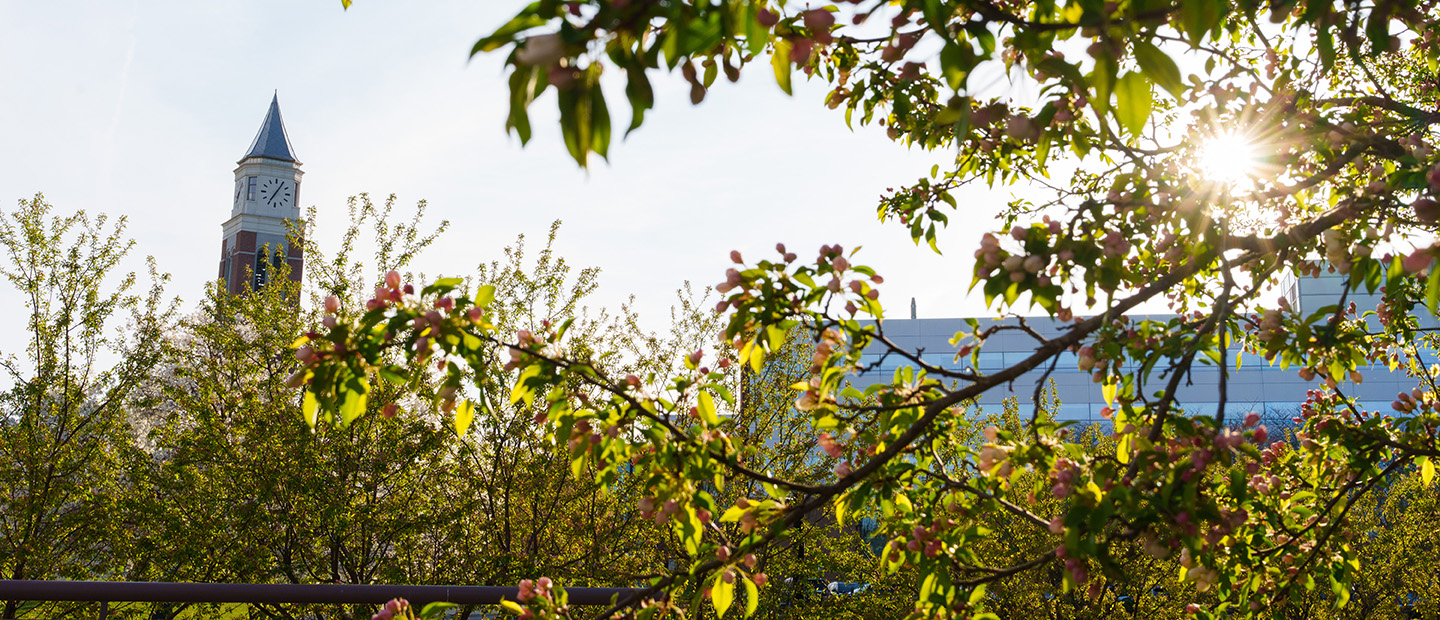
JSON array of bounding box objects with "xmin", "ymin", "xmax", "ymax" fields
[{"xmin": 259, "ymin": 178, "xmax": 292, "ymax": 208}]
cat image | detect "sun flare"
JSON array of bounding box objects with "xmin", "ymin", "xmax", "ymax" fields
[{"xmin": 1198, "ymin": 132, "xmax": 1260, "ymax": 187}]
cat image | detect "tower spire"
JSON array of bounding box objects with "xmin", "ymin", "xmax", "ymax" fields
[
  {"xmin": 241, "ymin": 92, "xmax": 298, "ymax": 163},
  {"xmin": 220, "ymin": 94, "xmax": 305, "ymax": 295}
]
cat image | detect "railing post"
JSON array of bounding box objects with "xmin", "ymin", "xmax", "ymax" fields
[{"xmin": 97, "ymin": 601, "xmax": 109, "ymax": 620}]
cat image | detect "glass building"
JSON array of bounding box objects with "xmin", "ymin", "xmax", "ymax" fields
[{"xmin": 854, "ymin": 269, "xmax": 1439, "ymax": 422}]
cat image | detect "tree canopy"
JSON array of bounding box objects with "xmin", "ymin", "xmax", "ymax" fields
[{"xmin": 311, "ymin": 1, "xmax": 1440, "ymax": 619}]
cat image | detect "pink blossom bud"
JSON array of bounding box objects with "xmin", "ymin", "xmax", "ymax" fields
[
  {"xmin": 730, "ymin": 250, "xmax": 744, "ymax": 263},
  {"xmin": 1244, "ymin": 411, "xmax": 1261, "ymax": 428},
  {"xmin": 718, "ymin": 546, "xmax": 731, "ymax": 561},
  {"xmin": 1404, "ymin": 249, "xmax": 1433, "ymax": 274},
  {"xmin": 753, "ymin": 573, "xmax": 768, "ymax": 587},
  {"xmin": 322, "ymin": 315, "xmax": 337, "ymax": 329},
  {"xmin": 324, "ymin": 295, "xmax": 341, "ymax": 314},
  {"xmin": 689, "ymin": 349, "xmax": 704, "ymax": 365},
  {"xmin": 1049, "ymin": 517, "xmax": 1064, "ymax": 534},
  {"xmin": 385, "ymin": 270, "xmax": 402, "ymax": 289},
  {"xmin": 834, "ymin": 461, "xmax": 852, "ymax": 477}
]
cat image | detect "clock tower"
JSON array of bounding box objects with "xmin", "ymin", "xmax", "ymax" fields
[{"xmin": 219, "ymin": 93, "xmax": 304, "ymax": 294}]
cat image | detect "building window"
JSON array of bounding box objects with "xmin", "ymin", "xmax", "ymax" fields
[
  {"xmin": 247, "ymin": 176, "xmax": 257, "ymax": 200},
  {"xmin": 253, "ymin": 252, "xmax": 268, "ymax": 289}
]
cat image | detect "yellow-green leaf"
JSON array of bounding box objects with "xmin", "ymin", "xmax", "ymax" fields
[
  {"xmin": 475, "ymin": 284, "xmax": 496, "ymax": 308},
  {"xmin": 698, "ymin": 391, "xmax": 720, "ymax": 426},
  {"xmin": 1114, "ymin": 71, "xmax": 1151, "ymax": 136},
  {"xmin": 742, "ymin": 575, "xmax": 759, "ymax": 617},
  {"xmin": 499, "ymin": 600, "xmax": 524, "ymax": 615},
  {"xmin": 771, "ymin": 39, "xmax": 793, "ymax": 95},
  {"xmin": 1132, "ymin": 41, "xmax": 1184, "ymax": 98},
  {"xmin": 1426, "ymin": 266, "xmax": 1440, "ymax": 315},
  {"xmin": 511, "ymin": 364, "xmax": 543, "ymax": 405},
  {"xmin": 713, "ymin": 577, "xmax": 735, "ymax": 618},
  {"xmin": 454, "ymin": 399, "xmax": 475, "ymax": 436},
  {"xmin": 340, "ymin": 378, "xmax": 369, "ymax": 425},
  {"xmin": 1424, "ymin": 457, "xmax": 1435, "ymax": 485},
  {"xmin": 303, "ymin": 391, "xmax": 319, "ymax": 428}
]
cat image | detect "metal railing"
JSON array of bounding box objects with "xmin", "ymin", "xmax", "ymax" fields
[{"xmin": 0, "ymin": 580, "xmax": 642, "ymax": 619}]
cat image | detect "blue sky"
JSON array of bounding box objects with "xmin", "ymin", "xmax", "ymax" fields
[{"xmin": 0, "ymin": 1, "xmax": 1010, "ymax": 353}]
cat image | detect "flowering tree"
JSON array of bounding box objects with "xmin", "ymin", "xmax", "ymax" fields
[{"xmin": 318, "ymin": 1, "xmax": 1440, "ymax": 618}]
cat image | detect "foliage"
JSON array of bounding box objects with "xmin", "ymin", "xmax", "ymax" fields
[
  {"xmin": 314, "ymin": 1, "xmax": 1440, "ymax": 619},
  {"xmin": 0, "ymin": 194, "xmax": 173, "ymax": 619},
  {"xmin": 117, "ymin": 196, "xmax": 736, "ymax": 619}
]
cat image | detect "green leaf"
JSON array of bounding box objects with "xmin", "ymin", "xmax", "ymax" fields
[
  {"xmin": 454, "ymin": 399, "xmax": 475, "ymax": 436},
  {"xmin": 713, "ymin": 577, "xmax": 735, "ymax": 618},
  {"xmin": 418, "ymin": 602, "xmax": 458, "ymax": 620},
  {"xmin": 557, "ymin": 84, "xmax": 592, "ymax": 166},
  {"xmin": 590, "ymin": 84, "xmax": 612, "ymax": 160},
  {"xmin": 743, "ymin": 4, "xmax": 768, "ymax": 55},
  {"xmin": 698, "ymin": 391, "xmax": 721, "ymax": 426},
  {"xmin": 1423, "ymin": 457, "xmax": 1435, "ymax": 486},
  {"xmin": 379, "ymin": 365, "xmax": 407, "ymax": 386},
  {"xmin": 471, "ymin": 15, "xmax": 549, "ymax": 56},
  {"xmin": 1090, "ymin": 52, "xmax": 1117, "ymax": 120},
  {"xmin": 499, "ymin": 600, "xmax": 525, "ymax": 616},
  {"xmin": 302, "ymin": 390, "xmax": 319, "ymax": 428},
  {"xmin": 1426, "ymin": 266, "xmax": 1440, "ymax": 315},
  {"xmin": 939, "ymin": 43, "xmax": 970, "ymax": 90},
  {"xmin": 511, "ymin": 364, "xmax": 543, "ymax": 405},
  {"xmin": 1114, "ymin": 72, "xmax": 1152, "ymax": 136},
  {"xmin": 423, "ymin": 277, "xmax": 465, "ymax": 296},
  {"xmin": 921, "ymin": 0, "xmax": 952, "ymax": 43},
  {"xmin": 1132, "ymin": 41, "xmax": 1184, "ymax": 98},
  {"xmin": 742, "ymin": 575, "xmax": 759, "ymax": 617},
  {"xmin": 771, "ymin": 39, "xmax": 793, "ymax": 95},
  {"xmin": 1181, "ymin": 0, "xmax": 1222, "ymax": 45},
  {"xmin": 624, "ymin": 62, "xmax": 655, "ymax": 137}
]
